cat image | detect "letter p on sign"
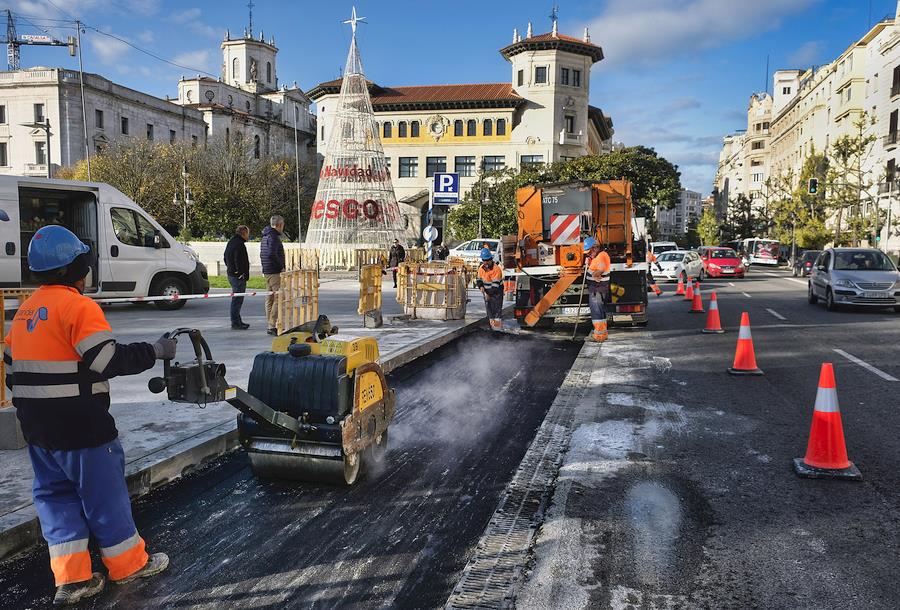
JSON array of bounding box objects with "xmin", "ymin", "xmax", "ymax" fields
[{"xmin": 433, "ymin": 172, "xmax": 460, "ymax": 205}]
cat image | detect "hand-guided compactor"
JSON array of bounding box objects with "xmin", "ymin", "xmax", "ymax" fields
[{"xmin": 148, "ymin": 316, "xmax": 395, "ymax": 485}]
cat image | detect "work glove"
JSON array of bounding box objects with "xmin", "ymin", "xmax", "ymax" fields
[{"xmin": 152, "ymin": 335, "xmax": 177, "ymax": 360}]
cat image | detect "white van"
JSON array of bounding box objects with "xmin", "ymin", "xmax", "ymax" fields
[
  {"xmin": 0, "ymin": 176, "xmax": 208, "ymax": 310},
  {"xmin": 650, "ymin": 241, "xmax": 678, "ymax": 256}
]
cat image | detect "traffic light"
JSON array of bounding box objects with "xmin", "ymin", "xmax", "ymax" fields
[{"xmin": 807, "ymin": 178, "xmax": 818, "ymax": 194}]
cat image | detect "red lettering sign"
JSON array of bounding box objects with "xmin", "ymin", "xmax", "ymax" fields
[
  {"xmin": 342, "ymin": 199, "xmax": 360, "ymax": 219},
  {"xmin": 325, "ymin": 199, "xmax": 340, "ymax": 219},
  {"xmin": 362, "ymin": 199, "xmax": 380, "ymax": 220},
  {"xmin": 312, "ymin": 200, "xmax": 325, "ymax": 219}
]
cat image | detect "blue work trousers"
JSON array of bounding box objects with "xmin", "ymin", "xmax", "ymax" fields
[
  {"xmin": 228, "ymin": 275, "xmax": 247, "ymax": 325},
  {"xmin": 588, "ymin": 281, "xmax": 609, "ymax": 322}
]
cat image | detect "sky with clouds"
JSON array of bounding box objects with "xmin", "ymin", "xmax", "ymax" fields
[{"xmin": 8, "ymin": 0, "xmax": 900, "ymax": 194}]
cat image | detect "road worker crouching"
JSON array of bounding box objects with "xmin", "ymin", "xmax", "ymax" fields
[
  {"xmin": 3, "ymin": 226, "xmax": 175, "ymax": 606},
  {"xmin": 476, "ymin": 248, "xmax": 503, "ymax": 331}
]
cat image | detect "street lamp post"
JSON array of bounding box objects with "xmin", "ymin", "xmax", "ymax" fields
[
  {"xmin": 20, "ymin": 120, "xmax": 52, "ymax": 178},
  {"xmin": 173, "ymin": 162, "xmax": 193, "ymax": 242},
  {"xmin": 293, "ymin": 104, "xmax": 302, "ymax": 243}
]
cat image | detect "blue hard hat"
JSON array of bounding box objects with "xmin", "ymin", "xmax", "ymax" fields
[
  {"xmin": 583, "ymin": 237, "xmax": 598, "ymax": 252},
  {"xmin": 480, "ymin": 247, "xmax": 493, "ymax": 261},
  {"xmin": 28, "ymin": 225, "xmax": 90, "ymax": 272}
]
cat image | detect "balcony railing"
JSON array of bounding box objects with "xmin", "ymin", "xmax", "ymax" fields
[
  {"xmin": 879, "ymin": 180, "xmax": 898, "ymax": 194},
  {"xmin": 883, "ymin": 132, "xmax": 898, "ymax": 146}
]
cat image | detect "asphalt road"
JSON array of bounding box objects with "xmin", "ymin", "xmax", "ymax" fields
[
  {"xmin": 0, "ymin": 331, "xmax": 580, "ymax": 609},
  {"xmin": 525, "ymin": 267, "xmax": 900, "ymax": 609}
]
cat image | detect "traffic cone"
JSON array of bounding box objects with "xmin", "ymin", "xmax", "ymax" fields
[
  {"xmin": 684, "ymin": 279, "xmax": 694, "ymax": 301},
  {"xmin": 675, "ymin": 278, "xmax": 685, "ymax": 296},
  {"xmin": 793, "ymin": 363, "xmax": 862, "ymax": 480},
  {"xmin": 727, "ymin": 312, "xmax": 763, "ymax": 375},
  {"xmin": 689, "ymin": 281, "xmax": 705, "ymax": 313},
  {"xmin": 701, "ymin": 291, "xmax": 725, "ymax": 333}
]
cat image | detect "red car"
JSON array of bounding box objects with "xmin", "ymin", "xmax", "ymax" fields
[{"xmin": 700, "ymin": 247, "xmax": 745, "ymax": 279}]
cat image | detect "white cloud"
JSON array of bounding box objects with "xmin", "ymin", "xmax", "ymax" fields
[
  {"xmin": 89, "ymin": 34, "xmax": 130, "ymax": 65},
  {"xmin": 662, "ymin": 97, "xmax": 702, "ymax": 114},
  {"xmin": 787, "ymin": 41, "xmax": 823, "ymax": 67},
  {"xmin": 171, "ymin": 50, "xmax": 213, "ymax": 72},
  {"xmin": 170, "ymin": 7, "xmax": 219, "ymax": 39},
  {"xmin": 588, "ymin": 0, "xmax": 819, "ymax": 67},
  {"xmin": 137, "ymin": 30, "xmax": 155, "ymax": 44}
]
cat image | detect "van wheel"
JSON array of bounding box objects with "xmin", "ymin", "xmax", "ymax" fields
[
  {"xmin": 807, "ymin": 283, "xmax": 818, "ymax": 304},
  {"xmin": 152, "ymin": 276, "xmax": 188, "ymax": 310}
]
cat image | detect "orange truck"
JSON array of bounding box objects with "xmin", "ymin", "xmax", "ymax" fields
[{"xmin": 503, "ymin": 180, "xmax": 649, "ymax": 328}]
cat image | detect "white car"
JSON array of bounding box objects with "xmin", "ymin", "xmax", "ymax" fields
[
  {"xmin": 654, "ymin": 250, "xmax": 703, "ymax": 283},
  {"xmin": 448, "ymin": 238, "xmax": 501, "ymax": 263}
]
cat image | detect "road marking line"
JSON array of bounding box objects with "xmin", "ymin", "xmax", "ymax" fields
[
  {"xmin": 728, "ymin": 282, "xmax": 736, "ymax": 287},
  {"xmin": 833, "ymin": 349, "xmax": 899, "ymax": 382},
  {"xmin": 765, "ymin": 308, "xmax": 786, "ymax": 321},
  {"xmin": 742, "ymin": 292, "xmax": 752, "ymax": 298}
]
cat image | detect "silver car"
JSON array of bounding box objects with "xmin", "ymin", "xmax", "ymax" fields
[{"xmin": 808, "ymin": 248, "xmax": 900, "ymax": 312}]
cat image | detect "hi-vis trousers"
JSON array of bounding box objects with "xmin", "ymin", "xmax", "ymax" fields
[{"xmin": 29, "ymin": 439, "xmax": 148, "ymax": 585}]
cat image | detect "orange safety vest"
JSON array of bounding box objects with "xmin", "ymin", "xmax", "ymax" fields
[
  {"xmin": 4, "ymin": 285, "xmax": 153, "ymax": 449},
  {"xmin": 477, "ymin": 263, "xmax": 503, "ymax": 293},
  {"xmin": 588, "ymin": 251, "xmax": 611, "ymax": 283}
]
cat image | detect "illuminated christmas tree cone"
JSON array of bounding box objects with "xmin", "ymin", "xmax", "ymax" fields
[{"xmin": 305, "ymin": 10, "xmax": 407, "ymax": 252}]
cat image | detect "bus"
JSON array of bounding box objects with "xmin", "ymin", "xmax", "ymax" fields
[{"xmin": 741, "ymin": 238, "xmax": 780, "ymax": 266}]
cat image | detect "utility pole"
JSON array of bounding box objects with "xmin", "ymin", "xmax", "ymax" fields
[
  {"xmin": 20, "ymin": 119, "xmax": 52, "ymax": 178},
  {"xmin": 75, "ymin": 21, "xmax": 91, "ymax": 180},
  {"xmin": 293, "ymin": 103, "xmax": 302, "ymax": 242}
]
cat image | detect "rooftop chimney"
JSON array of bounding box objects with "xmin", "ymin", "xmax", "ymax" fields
[{"xmin": 526, "ymin": 22, "xmax": 533, "ymax": 38}]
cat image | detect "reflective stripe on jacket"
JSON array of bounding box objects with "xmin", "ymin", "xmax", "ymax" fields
[
  {"xmin": 477, "ymin": 264, "xmax": 503, "ymax": 293},
  {"xmin": 5, "ymin": 285, "xmax": 157, "ymax": 450}
]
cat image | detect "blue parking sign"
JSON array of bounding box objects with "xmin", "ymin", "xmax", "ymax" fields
[{"xmin": 433, "ymin": 172, "xmax": 460, "ymax": 204}]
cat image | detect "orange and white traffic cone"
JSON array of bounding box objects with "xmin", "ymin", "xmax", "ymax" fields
[
  {"xmin": 701, "ymin": 291, "xmax": 725, "ymax": 333},
  {"xmin": 675, "ymin": 278, "xmax": 685, "ymax": 296},
  {"xmin": 690, "ymin": 281, "xmax": 704, "ymax": 313},
  {"xmin": 683, "ymin": 279, "xmax": 694, "ymax": 301},
  {"xmin": 727, "ymin": 312, "xmax": 763, "ymax": 375},
  {"xmin": 793, "ymin": 363, "xmax": 862, "ymax": 480}
]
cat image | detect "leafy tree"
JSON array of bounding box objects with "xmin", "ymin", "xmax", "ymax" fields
[
  {"xmin": 723, "ymin": 193, "xmax": 758, "ymax": 241},
  {"xmin": 697, "ymin": 206, "xmax": 720, "ymax": 245},
  {"xmin": 678, "ymin": 215, "xmax": 700, "ymax": 248},
  {"xmin": 826, "ymin": 112, "xmax": 877, "ymax": 246},
  {"xmin": 446, "ymin": 168, "xmax": 521, "ymax": 240}
]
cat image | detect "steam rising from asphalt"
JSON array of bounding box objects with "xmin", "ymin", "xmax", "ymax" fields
[{"xmin": 388, "ymin": 332, "xmax": 536, "ymax": 453}]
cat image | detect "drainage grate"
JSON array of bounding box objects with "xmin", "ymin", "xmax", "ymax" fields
[{"xmin": 445, "ymin": 345, "xmax": 597, "ymax": 609}]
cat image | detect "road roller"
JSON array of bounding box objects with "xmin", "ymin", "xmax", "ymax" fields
[{"xmin": 148, "ymin": 316, "xmax": 395, "ymax": 485}]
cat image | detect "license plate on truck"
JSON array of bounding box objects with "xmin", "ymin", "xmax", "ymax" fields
[{"xmin": 559, "ymin": 306, "xmax": 590, "ymax": 316}]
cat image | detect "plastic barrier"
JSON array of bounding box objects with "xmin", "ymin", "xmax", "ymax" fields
[
  {"xmin": 397, "ymin": 260, "xmax": 468, "ymax": 321},
  {"xmin": 1, "ymin": 289, "xmax": 35, "ymax": 408},
  {"xmin": 276, "ymin": 269, "xmax": 319, "ymax": 335},
  {"xmin": 358, "ymin": 264, "xmax": 383, "ymax": 315}
]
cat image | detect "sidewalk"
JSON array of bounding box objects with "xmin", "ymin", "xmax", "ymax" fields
[{"xmin": 0, "ymin": 278, "xmax": 488, "ymax": 559}]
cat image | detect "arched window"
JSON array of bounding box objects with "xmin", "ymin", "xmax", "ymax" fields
[
  {"xmin": 483, "ymin": 119, "xmax": 493, "ymax": 136},
  {"xmin": 410, "ymin": 120, "xmax": 420, "ymax": 137},
  {"xmin": 383, "ymin": 122, "xmax": 392, "ymax": 138},
  {"xmin": 398, "ymin": 121, "xmax": 408, "ymax": 137},
  {"xmin": 253, "ymin": 135, "xmax": 260, "ymax": 159},
  {"xmin": 466, "ymin": 119, "xmax": 476, "ymax": 136},
  {"xmin": 497, "ymin": 118, "xmax": 507, "ymax": 135},
  {"xmin": 266, "ymin": 62, "xmax": 272, "ymax": 84},
  {"xmin": 454, "ymin": 120, "xmax": 463, "ymax": 136},
  {"xmin": 232, "ymin": 58, "xmax": 239, "ymax": 79}
]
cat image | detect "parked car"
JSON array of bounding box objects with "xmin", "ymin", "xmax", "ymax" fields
[
  {"xmin": 808, "ymin": 248, "xmax": 900, "ymax": 312},
  {"xmin": 448, "ymin": 238, "xmax": 501, "ymax": 263},
  {"xmin": 654, "ymin": 250, "xmax": 704, "ymax": 283},
  {"xmin": 699, "ymin": 247, "xmax": 745, "ymax": 279},
  {"xmin": 792, "ymin": 250, "xmax": 822, "ymax": 277}
]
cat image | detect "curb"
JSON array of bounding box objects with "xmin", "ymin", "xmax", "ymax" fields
[{"xmin": 0, "ymin": 313, "xmax": 489, "ymax": 561}]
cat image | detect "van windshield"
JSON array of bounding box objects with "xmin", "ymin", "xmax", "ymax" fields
[{"xmin": 833, "ymin": 250, "xmax": 896, "ymax": 271}]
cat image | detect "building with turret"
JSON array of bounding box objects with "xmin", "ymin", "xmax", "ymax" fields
[{"xmin": 308, "ymin": 19, "xmax": 614, "ymax": 242}]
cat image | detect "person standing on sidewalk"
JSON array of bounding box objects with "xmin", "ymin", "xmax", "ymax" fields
[
  {"xmin": 584, "ymin": 237, "xmax": 611, "ymax": 342},
  {"xmin": 223, "ymin": 225, "xmax": 250, "ymax": 330},
  {"xmin": 3, "ymin": 226, "xmax": 173, "ymax": 606},
  {"xmin": 476, "ymin": 247, "xmax": 504, "ymax": 331},
  {"xmin": 388, "ymin": 239, "xmax": 405, "ymax": 288},
  {"xmin": 260, "ymin": 215, "xmax": 286, "ymax": 336}
]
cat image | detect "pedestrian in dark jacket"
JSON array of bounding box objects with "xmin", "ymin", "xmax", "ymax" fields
[
  {"xmin": 260, "ymin": 216, "xmax": 286, "ymax": 335},
  {"xmin": 388, "ymin": 239, "xmax": 406, "ymax": 288},
  {"xmin": 223, "ymin": 225, "xmax": 251, "ymax": 330}
]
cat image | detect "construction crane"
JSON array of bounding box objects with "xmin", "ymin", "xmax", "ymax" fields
[{"xmin": 2, "ymin": 9, "xmax": 75, "ymax": 71}]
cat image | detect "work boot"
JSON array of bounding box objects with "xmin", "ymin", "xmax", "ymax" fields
[
  {"xmin": 114, "ymin": 552, "xmax": 169, "ymax": 585},
  {"xmin": 231, "ymin": 322, "xmax": 250, "ymax": 330},
  {"xmin": 53, "ymin": 573, "xmax": 105, "ymax": 606},
  {"xmin": 266, "ymin": 328, "xmax": 278, "ymax": 336}
]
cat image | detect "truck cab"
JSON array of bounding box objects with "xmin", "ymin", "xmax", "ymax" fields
[{"xmin": 0, "ymin": 176, "xmax": 207, "ymax": 309}]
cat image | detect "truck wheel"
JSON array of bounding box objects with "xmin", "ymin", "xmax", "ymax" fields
[{"xmin": 152, "ymin": 276, "xmax": 188, "ymax": 310}]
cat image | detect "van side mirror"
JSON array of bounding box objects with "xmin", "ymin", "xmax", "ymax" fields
[{"xmin": 153, "ymin": 232, "xmax": 162, "ymax": 249}]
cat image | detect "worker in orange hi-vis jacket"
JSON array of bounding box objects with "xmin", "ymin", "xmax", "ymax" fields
[
  {"xmin": 584, "ymin": 237, "xmax": 611, "ymax": 342},
  {"xmin": 476, "ymin": 248, "xmax": 504, "ymax": 331},
  {"xmin": 647, "ymin": 248, "xmax": 663, "ymax": 297},
  {"xmin": 3, "ymin": 226, "xmax": 174, "ymax": 606}
]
